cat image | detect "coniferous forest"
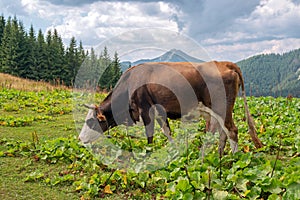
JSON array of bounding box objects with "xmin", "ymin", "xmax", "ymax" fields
[
  {"xmin": 238, "ymin": 49, "xmax": 300, "ymax": 97},
  {"xmin": 0, "ymin": 15, "xmax": 122, "ymax": 89}
]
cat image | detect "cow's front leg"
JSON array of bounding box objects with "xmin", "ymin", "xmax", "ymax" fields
[{"xmin": 141, "ymin": 107, "xmax": 155, "ymax": 144}]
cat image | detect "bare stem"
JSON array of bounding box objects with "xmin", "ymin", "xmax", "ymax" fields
[{"xmin": 271, "ymin": 135, "xmax": 282, "ymax": 178}]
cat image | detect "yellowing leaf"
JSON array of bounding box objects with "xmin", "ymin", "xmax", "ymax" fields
[
  {"xmin": 104, "ymin": 185, "xmax": 113, "ymax": 194},
  {"xmin": 7, "ymin": 153, "xmax": 15, "ymax": 157},
  {"xmin": 123, "ymin": 175, "xmax": 127, "ymax": 185},
  {"xmin": 243, "ymin": 145, "xmax": 250, "ymax": 153},
  {"xmin": 76, "ymin": 185, "xmax": 82, "ymax": 191},
  {"xmin": 260, "ymin": 124, "xmax": 265, "ymax": 133}
]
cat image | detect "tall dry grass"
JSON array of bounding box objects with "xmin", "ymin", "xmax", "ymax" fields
[{"xmin": 0, "ymin": 73, "xmax": 70, "ymax": 92}]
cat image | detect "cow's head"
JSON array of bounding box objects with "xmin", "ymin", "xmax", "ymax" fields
[{"xmin": 78, "ymin": 104, "xmax": 109, "ymax": 144}]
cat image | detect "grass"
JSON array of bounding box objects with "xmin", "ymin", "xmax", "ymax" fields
[
  {"xmin": 0, "ymin": 73, "xmax": 81, "ymax": 199},
  {"xmin": 0, "ymin": 106, "xmax": 81, "ymax": 199},
  {"xmin": 0, "ymin": 73, "xmax": 124, "ymax": 199},
  {"xmin": 0, "ymin": 72, "xmax": 69, "ymax": 92},
  {"xmin": 1, "ymin": 73, "xmax": 299, "ymax": 199},
  {"xmin": 0, "ymin": 157, "xmax": 79, "ymax": 200}
]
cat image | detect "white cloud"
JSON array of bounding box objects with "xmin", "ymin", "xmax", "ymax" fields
[
  {"xmin": 237, "ymin": 0, "xmax": 300, "ymax": 38},
  {"xmin": 207, "ymin": 38, "xmax": 300, "ymax": 61},
  {"xmin": 2, "ymin": 0, "xmax": 300, "ymax": 61},
  {"xmin": 19, "ymin": 1, "xmax": 180, "ymax": 46},
  {"xmin": 188, "ymin": 0, "xmax": 300, "ymax": 61}
]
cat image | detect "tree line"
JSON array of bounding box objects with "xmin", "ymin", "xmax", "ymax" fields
[
  {"xmin": 0, "ymin": 15, "xmax": 122, "ymax": 89},
  {"xmin": 238, "ymin": 48, "xmax": 300, "ymax": 97}
]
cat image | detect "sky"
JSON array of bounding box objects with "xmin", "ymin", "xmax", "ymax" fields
[{"xmin": 1, "ymin": 0, "xmax": 300, "ymax": 62}]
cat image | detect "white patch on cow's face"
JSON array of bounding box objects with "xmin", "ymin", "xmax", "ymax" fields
[{"xmin": 79, "ymin": 109, "xmax": 103, "ymax": 144}]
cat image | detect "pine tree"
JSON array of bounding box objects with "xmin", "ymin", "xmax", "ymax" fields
[
  {"xmin": 51, "ymin": 29, "xmax": 66, "ymax": 84},
  {"xmin": 0, "ymin": 17, "xmax": 18, "ymax": 74},
  {"xmin": 75, "ymin": 47, "xmax": 100, "ymax": 89},
  {"xmin": 98, "ymin": 47, "xmax": 111, "ymax": 89},
  {"xmin": 45, "ymin": 30, "xmax": 53, "ymax": 81},
  {"xmin": 0, "ymin": 16, "xmax": 11, "ymax": 73},
  {"xmin": 78, "ymin": 40, "xmax": 86, "ymax": 64},
  {"xmin": 26, "ymin": 25, "xmax": 38, "ymax": 79},
  {"xmin": 16, "ymin": 21, "xmax": 31, "ymax": 78},
  {"xmin": 64, "ymin": 36, "xmax": 79, "ymax": 86},
  {"xmin": 36, "ymin": 29, "xmax": 48, "ymax": 80},
  {"xmin": 0, "ymin": 15, "xmax": 5, "ymax": 45},
  {"xmin": 110, "ymin": 51, "xmax": 122, "ymax": 87}
]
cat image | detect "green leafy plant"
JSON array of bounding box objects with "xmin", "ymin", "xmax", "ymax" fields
[{"xmin": 1, "ymin": 88, "xmax": 300, "ymax": 199}]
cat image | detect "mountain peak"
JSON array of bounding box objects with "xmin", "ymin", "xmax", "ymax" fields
[
  {"xmin": 120, "ymin": 49, "xmax": 204, "ymax": 72},
  {"xmin": 134, "ymin": 49, "xmax": 204, "ymax": 65}
]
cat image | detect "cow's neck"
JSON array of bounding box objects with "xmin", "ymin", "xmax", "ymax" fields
[
  {"xmin": 100, "ymin": 89, "xmax": 131, "ymax": 127},
  {"xmin": 100, "ymin": 92, "xmax": 115, "ymax": 127}
]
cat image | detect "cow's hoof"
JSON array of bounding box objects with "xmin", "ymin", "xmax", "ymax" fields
[{"xmin": 147, "ymin": 136, "xmax": 153, "ymax": 144}]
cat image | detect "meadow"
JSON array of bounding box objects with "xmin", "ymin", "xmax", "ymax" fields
[{"xmin": 0, "ymin": 74, "xmax": 299, "ymax": 199}]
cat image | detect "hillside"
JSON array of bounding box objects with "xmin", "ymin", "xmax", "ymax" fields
[
  {"xmin": 237, "ymin": 49, "xmax": 300, "ymax": 97},
  {"xmin": 0, "ymin": 73, "xmax": 68, "ymax": 91}
]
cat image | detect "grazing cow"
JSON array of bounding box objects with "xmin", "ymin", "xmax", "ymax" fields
[{"xmin": 79, "ymin": 61, "xmax": 263, "ymax": 155}]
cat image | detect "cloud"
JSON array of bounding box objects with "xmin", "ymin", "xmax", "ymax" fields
[
  {"xmin": 179, "ymin": 0, "xmax": 300, "ymax": 61},
  {"xmin": 237, "ymin": 0, "xmax": 300, "ymax": 38},
  {"xmin": 2, "ymin": 0, "xmax": 300, "ymax": 61},
  {"xmin": 1, "ymin": 0, "xmax": 29, "ymax": 17},
  {"xmin": 20, "ymin": 1, "xmax": 180, "ymax": 46}
]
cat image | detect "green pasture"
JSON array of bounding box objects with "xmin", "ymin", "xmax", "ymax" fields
[{"xmin": 0, "ymin": 88, "xmax": 299, "ymax": 199}]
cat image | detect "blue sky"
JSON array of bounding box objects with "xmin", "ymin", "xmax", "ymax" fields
[{"xmin": 1, "ymin": 0, "xmax": 300, "ymax": 62}]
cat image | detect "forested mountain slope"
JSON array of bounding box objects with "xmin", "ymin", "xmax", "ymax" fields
[{"xmin": 237, "ymin": 49, "xmax": 300, "ymax": 97}]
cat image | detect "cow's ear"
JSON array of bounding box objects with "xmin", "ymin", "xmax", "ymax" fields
[
  {"xmin": 95, "ymin": 106, "xmax": 106, "ymax": 121},
  {"xmin": 97, "ymin": 113, "xmax": 106, "ymax": 121}
]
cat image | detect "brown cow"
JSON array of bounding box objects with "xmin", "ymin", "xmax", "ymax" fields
[{"xmin": 79, "ymin": 61, "xmax": 263, "ymax": 155}]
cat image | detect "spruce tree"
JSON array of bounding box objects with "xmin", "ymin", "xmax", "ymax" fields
[
  {"xmin": 0, "ymin": 15, "xmax": 5, "ymax": 45},
  {"xmin": 45, "ymin": 30, "xmax": 53, "ymax": 81},
  {"xmin": 26, "ymin": 25, "xmax": 38, "ymax": 79},
  {"xmin": 64, "ymin": 36, "xmax": 79, "ymax": 86},
  {"xmin": 98, "ymin": 46, "xmax": 111, "ymax": 89},
  {"xmin": 110, "ymin": 51, "xmax": 122, "ymax": 87},
  {"xmin": 36, "ymin": 29, "xmax": 48, "ymax": 80},
  {"xmin": 0, "ymin": 17, "xmax": 18, "ymax": 74},
  {"xmin": 16, "ymin": 21, "xmax": 31, "ymax": 78},
  {"xmin": 51, "ymin": 29, "xmax": 66, "ymax": 84}
]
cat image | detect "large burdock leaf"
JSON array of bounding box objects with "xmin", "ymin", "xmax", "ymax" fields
[
  {"xmin": 176, "ymin": 178, "xmax": 191, "ymax": 192},
  {"xmin": 212, "ymin": 189, "xmax": 228, "ymax": 200}
]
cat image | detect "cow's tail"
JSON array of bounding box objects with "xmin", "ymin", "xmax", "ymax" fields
[{"xmin": 236, "ymin": 65, "xmax": 264, "ymax": 149}]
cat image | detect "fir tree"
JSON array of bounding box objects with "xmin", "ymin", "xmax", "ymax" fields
[
  {"xmin": 0, "ymin": 17, "xmax": 18, "ymax": 74},
  {"xmin": 36, "ymin": 29, "xmax": 48, "ymax": 80},
  {"xmin": 26, "ymin": 25, "xmax": 38, "ymax": 79},
  {"xmin": 51, "ymin": 29, "xmax": 66, "ymax": 84},
  {"xmin": 0, "ymin": 15, "xmax": 5, "ymax": 45},
  {"xmin": 64, "ymin": 36, "xmax": 79, "ymax": 86}
]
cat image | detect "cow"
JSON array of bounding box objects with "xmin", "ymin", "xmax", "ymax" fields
[{"xmin": 78, "ymin": 61, "xmax": 263, "ymax": 155}]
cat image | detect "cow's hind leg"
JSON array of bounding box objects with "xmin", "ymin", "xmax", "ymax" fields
[
  {"xmin": 218, "ymin": 130, "xmax": 227, "ymax": 156},
  {"xmin": 227, "ymin": 124, "xmax": 238, "ymax": 153},
  {"xmin": 155, "ymin": 104, "xmax": 173, "ymax": 142},
  {"xmin": 141, "ymin": 105, "xmax": 155, "ymax": 144},
  {"xmin": 156, "ymin": 117, "xmax": 173, "ymax": 142}
]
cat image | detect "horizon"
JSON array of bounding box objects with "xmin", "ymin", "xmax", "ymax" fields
[{"xmin": 120, "ymin": 47, "xmax": 300, "ymax": 63}]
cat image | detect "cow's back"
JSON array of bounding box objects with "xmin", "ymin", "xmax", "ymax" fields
[{"xmin": 124, "ymin": 61, "xmax": 239, "ymax": 119}]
